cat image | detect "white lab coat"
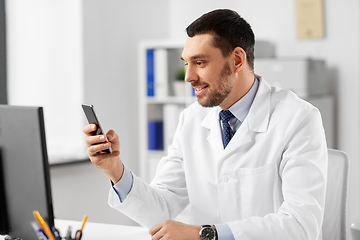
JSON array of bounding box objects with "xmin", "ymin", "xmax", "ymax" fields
[{"xmin": 109, "ymin": 76, "xmax": 328, "ymax": 240}]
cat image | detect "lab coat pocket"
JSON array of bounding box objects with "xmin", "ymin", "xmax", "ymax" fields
[{"xmin": 236, "ymin": 162, "xmax": 279, "ymax": 218}]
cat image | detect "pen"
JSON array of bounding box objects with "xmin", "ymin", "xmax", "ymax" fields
[
  {"xmin": 80, "ymin": 215, "xmax": 88, "ymax": 231},
  {"xmin": 33, "ymin": 211, "xmax": 56, "ymax": 240},
  {"xmin": 75, "ymin": 215, "xmax": 88, "ymax": 240}
]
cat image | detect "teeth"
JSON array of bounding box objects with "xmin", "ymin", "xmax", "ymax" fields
[{"xmin": 196, "ymin": 87, "xmax": 203, "ymax": 91}]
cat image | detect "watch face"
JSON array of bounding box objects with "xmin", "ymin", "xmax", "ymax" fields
[{"xmin": 200, "ymin": 227, "xmax": 215, "ymax": 240}]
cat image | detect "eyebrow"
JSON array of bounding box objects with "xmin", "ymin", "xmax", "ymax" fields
[{"xmin": 181, "ymin": 54, "xmax": 210, "ymax": 61}]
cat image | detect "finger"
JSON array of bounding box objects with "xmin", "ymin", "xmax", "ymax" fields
[
  {"xmin": 85, "ymin": 135, "xmax": 107, "ymax": 148},
  {"xmin": 106, "ymin": 129, "xmax": 119, "ymax": 143},
  {"xmin": 87, "ymin": 142, "xmax": 111, "ymax": 155},
  {"xmin": 87, "ymin": 140, "xmax": 120, "ymax": 158},
  {"xmin": 150, "ymin": 230, "xmax": 164, "ymax": 240},
  {"xmin": 88, "ymin": 149, "xmax": 120, "ymax": 165},
  {"xmin": 83, "ymin": 124, "xmax": 97, "ymax": 136},
  {"xmin": 149, "ymin": 222, "xmax": 163, "ymax": 236}
]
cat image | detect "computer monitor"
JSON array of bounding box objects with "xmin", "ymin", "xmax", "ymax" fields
[{"xmin": 0, "ymin": 105, "xmax": 54, "ymax": 240}]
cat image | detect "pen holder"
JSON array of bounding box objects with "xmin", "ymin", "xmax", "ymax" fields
[{"xmin": 62, "ymin": 226, "xmax": 82, "ymax": 240}]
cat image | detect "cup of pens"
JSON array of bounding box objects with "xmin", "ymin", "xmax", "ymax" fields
[
  {"xmin": 32, "ymin": 210, "xmax": 88, "ymax": 240},
  {"xmin": 65, "ymin": 215, "xmax": 88, "ymax": 240}
]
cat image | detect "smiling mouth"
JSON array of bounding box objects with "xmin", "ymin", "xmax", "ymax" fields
[
  {"xmin": 194, "ymin": 85, "xmax": 208, "ymax": 95},
  {"xmin": 195, "ymin": 86, "xmax": 205, "ymax": 91},
  {"xmin": 192, "ymin": 82, "xmax": 209, "ymax": 95}
]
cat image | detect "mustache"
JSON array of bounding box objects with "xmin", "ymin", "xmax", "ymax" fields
[{"xmin": 191, "ymin": 81, "xmax": 209, "ymax": 88}]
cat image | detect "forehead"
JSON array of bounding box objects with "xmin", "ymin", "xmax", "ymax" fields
[{"xmin": 181, "ymin": 34, "xmax": 222, "ymax": 61}]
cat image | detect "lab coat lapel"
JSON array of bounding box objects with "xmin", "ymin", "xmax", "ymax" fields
[
  {"xmin": 222, "ymin": 76, "xmax": 271, "ymax": 157},
  {"xmin": 223, "ymin": 119, "xmax": 252, "ymax": 155},
  {"xmin": 200, "ymin": 107, "xmax": 223, "ymax": 155},
  {"xmin": 200, "ymin": 76, "xmax": 272, "ymax": 158},
  {"xmin": 246, "ymin": 76, "xmax": 271, "ymax": 133}
]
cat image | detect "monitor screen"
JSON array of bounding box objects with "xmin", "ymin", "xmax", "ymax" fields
[{"xmin": 0, "ymin": 105, "xmax": 54, "ymax": 240}]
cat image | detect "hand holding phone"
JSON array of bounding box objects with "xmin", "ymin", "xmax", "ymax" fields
[{"xmin": 82, "ymin": 104, "xmax": 113, "ymax": 154}]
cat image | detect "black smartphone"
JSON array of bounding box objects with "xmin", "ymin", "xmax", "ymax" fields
[{"xmin": 82, "ymin": 104, "xmax": 113, "ymax": 154}]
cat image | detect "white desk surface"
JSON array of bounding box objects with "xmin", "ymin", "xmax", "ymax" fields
[{"xmin": 0, "ymin": 219, "xmax": 151, "ymax": 240}]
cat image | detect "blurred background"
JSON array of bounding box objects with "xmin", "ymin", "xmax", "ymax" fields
[{"xmin": 1, "ymin": 0, "xmax": 359, "ymax": 239}]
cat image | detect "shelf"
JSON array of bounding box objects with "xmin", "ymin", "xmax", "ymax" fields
[{"xmin": 138, "ymin": 39, "xmax": 190, "ymax": 182}]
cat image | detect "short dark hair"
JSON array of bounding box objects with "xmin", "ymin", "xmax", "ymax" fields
[{"xmin": 186, "ymin": 9, "xmax": 255, "ymax": 70}]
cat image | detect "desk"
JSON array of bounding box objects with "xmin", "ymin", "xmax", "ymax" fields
[{"xmin": 0, "ymin": 219, "xmax": 151, "ymax": 240}]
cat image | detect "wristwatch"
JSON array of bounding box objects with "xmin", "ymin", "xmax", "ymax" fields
[{"xmin": 199, "ymin": 225, "xmax": 217, "ymax": 240}]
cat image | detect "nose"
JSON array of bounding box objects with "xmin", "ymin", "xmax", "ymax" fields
[{"xmin": 184, "ymin": 65, "xmax": 199, "ymax": 83}]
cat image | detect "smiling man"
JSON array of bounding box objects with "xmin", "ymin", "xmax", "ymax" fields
[
  {"xmin": 84, "ymin": 9, "xmax": 328, "ymax": 240},
  {"xmin": 181, "ymin": 33, "xmax": 254, "ymax": 110}
]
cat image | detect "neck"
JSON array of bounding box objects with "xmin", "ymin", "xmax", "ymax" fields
[{"xmin": 219, "ymin": 69, "xmax": 255, "ymax": 110}]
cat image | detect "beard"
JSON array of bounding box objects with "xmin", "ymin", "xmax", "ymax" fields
[{"xmin": 195, "ymin": 61, "xmax": 233, "ymax": 108}]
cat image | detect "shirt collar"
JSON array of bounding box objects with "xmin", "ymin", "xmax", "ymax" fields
[{"xmin": 228, "ymin": 77, "xmax": 259, "ymax": 123}]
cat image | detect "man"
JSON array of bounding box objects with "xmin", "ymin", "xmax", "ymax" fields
[{"xmin": 84, "ymin": 9, "xmax": 328, "ymax": 240}]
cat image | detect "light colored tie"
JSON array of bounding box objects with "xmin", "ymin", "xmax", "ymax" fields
[{"xmin": 219, "ymin": 110, "xmax": 235, "ymax": 148}]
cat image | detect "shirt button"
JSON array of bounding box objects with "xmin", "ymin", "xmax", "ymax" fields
[{"xmin": 224, "ymin": 176, "xmax": 230, "ymax": 182}]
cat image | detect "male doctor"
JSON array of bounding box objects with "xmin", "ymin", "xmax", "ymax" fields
[{"xmin": 84, "ymin": 9, "xmax": 328, "ymax": 240}]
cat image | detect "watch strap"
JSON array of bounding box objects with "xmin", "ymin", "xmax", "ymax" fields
[{"xmin": 201, "ymin": 224, "xmax": 212, "ymax": 228}]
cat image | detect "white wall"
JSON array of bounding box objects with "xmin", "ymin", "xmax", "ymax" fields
[
  {"xmin": 82, "ymin": 0, "xmax": 169, "ymax": 175},
  {"xmin": 169, "ymin": 0, "xmax": 360, "ymax": 238},
  {"xmin": 5, "ymin": 0, "xmax": 86, "ymax": 164}
]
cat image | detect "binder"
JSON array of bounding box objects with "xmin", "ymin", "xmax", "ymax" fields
[
  {"xmin": 154, "ymin": 49, "xmax": 168, "ymax": 98},
  {"xmin": 148, "ymin": 120, "xmax": 163, "ymax": 150},
  {"xmin": 146, "ymin": 49, "xmax": 154, "ymax": 97}
]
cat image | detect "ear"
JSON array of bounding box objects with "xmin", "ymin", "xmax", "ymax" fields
[{"xmin": 232, "ymin": 47, "xmax": 247, "ymax": 73}]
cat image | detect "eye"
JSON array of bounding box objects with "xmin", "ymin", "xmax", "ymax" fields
[{"xmin": 196, "ymin": 61, "xmax": 206, "ymax": 66}]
